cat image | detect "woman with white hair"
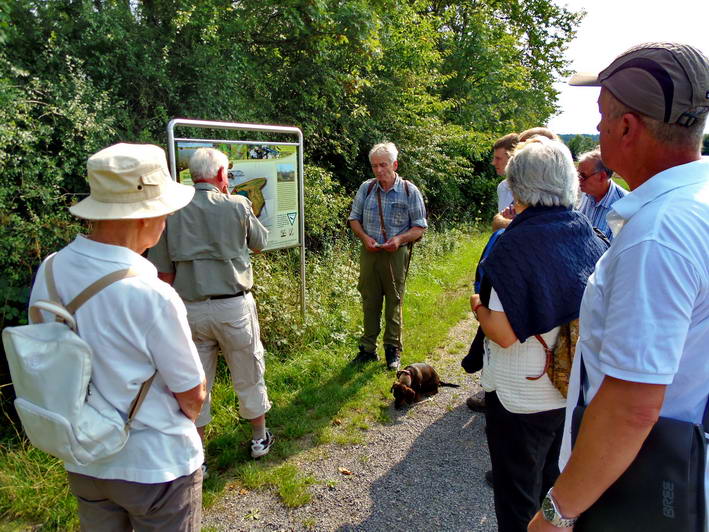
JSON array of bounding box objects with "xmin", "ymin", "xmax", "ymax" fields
[{"xmin": 470, "ymin": 137, "xmax": 607, "ymax": 532}]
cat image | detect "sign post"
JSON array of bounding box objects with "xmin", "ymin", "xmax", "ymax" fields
[{"xmin": 167, "ymin": 118, "xmax": 306, "ymax": 316}]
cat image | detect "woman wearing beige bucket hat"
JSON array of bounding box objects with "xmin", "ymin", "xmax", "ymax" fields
[{"xmin": 28, "ymin": 143, "xmax": 208, "ymax": 530}]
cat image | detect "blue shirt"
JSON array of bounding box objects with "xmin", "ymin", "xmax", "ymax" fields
[
  {"xmin": 577, "ymin": 180, "xmax": 627, "ymax": 240},
  {"xmin": 348, "ymin": 174, "xmax": 427, "ymax": 244}
]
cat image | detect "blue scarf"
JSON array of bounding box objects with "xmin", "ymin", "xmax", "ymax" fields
[{"xmin": 481, "ymin": 205, "xmax": 607, "ymax": 342}]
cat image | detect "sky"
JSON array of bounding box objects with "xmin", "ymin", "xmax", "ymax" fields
[{"xmin": 546, "ymin": 0, "xmax": 709, "ymax": 135}]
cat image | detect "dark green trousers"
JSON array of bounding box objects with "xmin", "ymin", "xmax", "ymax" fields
[{"xmin": 357, "ymin": 245, "xmax": 409, "ymax": 352}]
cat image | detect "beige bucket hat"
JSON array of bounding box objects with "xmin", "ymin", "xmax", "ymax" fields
[{"xmin": 70, "ymin": 143, "xmax": 195, "ymax": 220}]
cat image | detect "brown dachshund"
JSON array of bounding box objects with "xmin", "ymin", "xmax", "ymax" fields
[{"xmin": 391, "ymin": 363, "xmax": 460, "ymax": 409}]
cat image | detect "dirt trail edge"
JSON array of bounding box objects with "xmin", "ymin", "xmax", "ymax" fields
[{"xmin": 203, "ymin": 313, "xmax": 497, "ymax": 532}]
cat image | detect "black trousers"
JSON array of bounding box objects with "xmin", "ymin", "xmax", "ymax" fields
[{"xmin": 485, "ymin": 391, "xmax": 564, "ymax": 532}]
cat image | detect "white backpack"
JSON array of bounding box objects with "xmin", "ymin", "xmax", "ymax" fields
[{"xmin": 2, "ymin": 254, "xmax": 155, "ymax": 466}]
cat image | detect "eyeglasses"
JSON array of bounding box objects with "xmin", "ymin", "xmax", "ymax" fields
[{"xmin": 577, "ymin": 170, "xmax": 599, "ymax": 181}]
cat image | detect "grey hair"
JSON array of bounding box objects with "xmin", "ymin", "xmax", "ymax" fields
[
  {"xmin": 578, "ymin": 147, "xmax": 613, "ymax": 178},
  {"xmin": 506, "ymin": 137, "xmax": 578, "ymax": 208},
  {"xmin": 606, "ymin": 89, "xmax": 707, "ymax": 150},
  {"xmin": 369, "ymin": 142, "xmax": 398, "ymax": 163},
  {"xmin": 188, "ymin": 148, "xmax": 229, "ymax": 181}
]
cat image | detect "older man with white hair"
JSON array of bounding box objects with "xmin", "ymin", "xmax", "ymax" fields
[
  {"xmin": 529, "ymin": 42, "xmax": 709, "ymax": 532},
  {"xmin": 149, "ymin": 147, "xmax": 273, "ymax": 464},
  {"xmin": 29, "ymin": 143, "xmax": 207, "ymax": 530},
  {"xmin": 347, "ymin": 142, "xmax": 427, "ymax": 370}
]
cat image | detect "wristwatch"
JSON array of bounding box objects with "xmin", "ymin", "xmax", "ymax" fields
[{"xmin": 541, "ymin": 488, "xmax": 578, "ymax": 528}]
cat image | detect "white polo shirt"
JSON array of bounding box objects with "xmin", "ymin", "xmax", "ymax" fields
[
  {"xmin": 560, "ymin": 157, "xmax": 709, "ymax": 513},
  {"xmin": 29, "ymin": 236, "xmax": 205, "ymax": 483}
]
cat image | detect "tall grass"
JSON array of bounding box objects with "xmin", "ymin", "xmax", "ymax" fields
[{"xmin": 0, "ymin": 224, "xmax": 490, "ymax": 529}]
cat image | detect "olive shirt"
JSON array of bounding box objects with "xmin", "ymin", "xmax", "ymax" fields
[{"xmin": 148, "ymin": 182, "xmax": 268, "ymax": 301}]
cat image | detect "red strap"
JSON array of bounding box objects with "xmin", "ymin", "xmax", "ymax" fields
[{"xmin": 527, "ymin": 334, "xmax": 552, "ymax": 381}]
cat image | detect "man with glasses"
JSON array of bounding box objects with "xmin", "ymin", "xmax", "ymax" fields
[{"xmin": 576, "ymin": 148, "xmax": 627, "ymax": 240}]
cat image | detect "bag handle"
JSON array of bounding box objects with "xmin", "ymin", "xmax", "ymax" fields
[
  {"xmin": 527, "ymin": 333, "xmax": 553, "ymax": 381},
  {"xmin": 28, "ymin": 300, "xmax": 77, "ymax": 330}
]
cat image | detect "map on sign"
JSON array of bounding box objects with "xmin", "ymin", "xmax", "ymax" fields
[{"xmin": 175, "ymin": 141, "xmax": 300, "ymax": 251}]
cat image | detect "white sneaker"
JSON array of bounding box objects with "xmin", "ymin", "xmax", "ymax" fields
[{"xmin": 250, "ymin": 430, "xmax": 274, "ymax": 459}]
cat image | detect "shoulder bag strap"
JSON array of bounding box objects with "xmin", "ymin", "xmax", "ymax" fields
[{"xmin": 376, "ymin": 187, "xmax": 388, "ymax": 242}]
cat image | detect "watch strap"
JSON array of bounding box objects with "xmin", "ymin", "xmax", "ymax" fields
[{"xmin": 543, "ymin": 488, "xmax": 578, "ymax": 528}]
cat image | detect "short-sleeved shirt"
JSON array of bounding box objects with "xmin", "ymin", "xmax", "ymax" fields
[
  {"xmin": 347, "ymin": 174, "xmax": 427, "ymax": 244},
  {"xmin": 577, "ymin": 180, "xmax": 627, "ymax": 240},
  {"xmin": 149, "ymin": 183, "xmax": 269, "ymax": 301},
  {"xmin": 29, "ymin": 235, "xmax": 205, "ymax": 483},
  {"xmin": 560, "ymin": 158, "xmax": 709, "ymax": 508},
  {"xmin": 497, "ymin": 179, "xmax": 514, "ymax": 213}
]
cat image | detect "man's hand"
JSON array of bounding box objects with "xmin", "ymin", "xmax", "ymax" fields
[
  {"xmin": 174, "ymin": 380, "xmax": 206, "ymax": 422},
  {"xmin": 501, "ymin": 204, "xmax": 516, "ymax": 219},
  {"xmin": 492, "ymin": 213, "xmax": 512, "ymax": 231},
  {"xmin": 380, "ymin": 235, "xmax": 402, "ymax": 252},
  {"xmin": 363, "ymin": 236, "xmax": 381, "ymax": 252},
  {"xmin": 157, "ymin": 272, "xmax": 175, "ymax": 285},
  {"xmin": 528, "ymin": 511, "xmax": 572, "ymax": 532}
]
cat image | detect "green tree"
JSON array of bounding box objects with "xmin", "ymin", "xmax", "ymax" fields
[{"xmin": 566, "ymin": 134, "xmax": 598, "ymax": 160}]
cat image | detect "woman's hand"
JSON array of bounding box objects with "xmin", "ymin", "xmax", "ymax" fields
[{"xmin": 470, "ymin": 293, "xmax": 481, "ymax": 312}]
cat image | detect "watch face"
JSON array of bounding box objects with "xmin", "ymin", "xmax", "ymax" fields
[{"xmin": 542, "ymin": 495, "xmax": 556, "ymax": 521}]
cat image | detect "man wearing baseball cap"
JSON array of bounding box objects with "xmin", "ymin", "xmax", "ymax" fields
[
  {"xmin": 29, "ymin": 143, "xmax": 207, "ymax": 530},
  {"xmin": 529, "ymin": 42, "xmax": 709, "ymax": 530}
]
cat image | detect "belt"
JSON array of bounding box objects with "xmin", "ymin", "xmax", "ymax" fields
[{"xmin": 210, "ymin": 290, "xmax": 249, "ymax": 300}]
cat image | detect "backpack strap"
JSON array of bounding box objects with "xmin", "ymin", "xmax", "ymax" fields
[
  {"xmin": 65, "ymin": 268, "xmax": 138, "ymax": 314},
  {"xmin": 39, "ymin": 253, "xmax": 153, "ymax": 421},
  {"xmin": 126, "ymin": 370, "xmax": 158, "ymax": 428},
  {"xmin": 43, "ymin": 253, "xmax": 61, "ymax": 305}
]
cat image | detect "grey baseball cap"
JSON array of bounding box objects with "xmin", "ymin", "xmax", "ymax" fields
[{"xmin": 570, "ymin": 42, "xmax": 709, "ymax": 126}]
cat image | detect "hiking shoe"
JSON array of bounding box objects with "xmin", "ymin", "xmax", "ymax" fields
[
  {"xmin": 201, "ymin": 462, "xmax": 209, "ymax": 480},
  {"xmin": 351, "ymin": 347, "xmax": 378, "ymax": 364},
  {"xmin": 466, "ymin": 391, "xmax": 487, "ymax": 412},
  {"xmin": 384, "ymin": 345, "xmax": 401, "ymax": 370},
  {"xmin": 251, "ymin": 430, "xmax": 274, "ymax": 459}
]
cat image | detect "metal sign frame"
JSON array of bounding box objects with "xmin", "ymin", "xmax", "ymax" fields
[{"xmin": 167, "ymin": 118, "xmax": 306, "ymax": 317}]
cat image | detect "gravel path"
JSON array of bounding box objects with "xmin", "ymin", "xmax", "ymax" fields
[{"xmin": 203, "ymin": 314, "xmax": 497, "ymax": 532}]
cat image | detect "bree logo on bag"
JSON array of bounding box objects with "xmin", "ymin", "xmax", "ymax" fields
[{"xmin": 662, "ymin": 480, "xmax": 675, "ymax": 519}]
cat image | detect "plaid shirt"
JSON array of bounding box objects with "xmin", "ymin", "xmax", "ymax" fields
[
  {"xmin": 578, "ymin": 180, "xmax": 627, "ymax": 241},
  {"xmin": 348, "ymin": 174, "xmax": 427, "ymax": 244}
]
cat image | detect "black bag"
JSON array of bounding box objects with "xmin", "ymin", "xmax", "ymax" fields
[{"xmin": 572, "ymin": 355, "xmax": 708, "ymax": 532}]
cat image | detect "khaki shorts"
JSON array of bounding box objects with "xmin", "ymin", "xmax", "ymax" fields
[
  {"xmin": 186, "ymin": 293, "xmax": 271, "ymax": 425},
  {"xmin": 68, "ymin": 469, "xmax": 202, "ymax": 532}
]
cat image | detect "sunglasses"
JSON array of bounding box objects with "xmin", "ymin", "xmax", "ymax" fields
[{"xmin": 577, "ymin": 170, "xmax": 599, "ymax": 181}]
